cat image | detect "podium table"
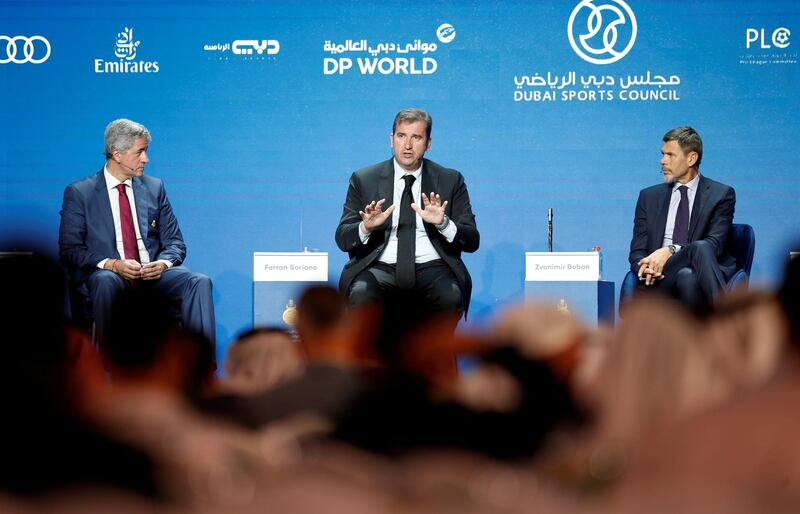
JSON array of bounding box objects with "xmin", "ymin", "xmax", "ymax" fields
[
  {"xmin": 253, "ymin": 252, "xmax": 328, "ymax": 328},
  {"xmin": 524, "ymin": 252, "xmax": 614, "ymax": 326}
]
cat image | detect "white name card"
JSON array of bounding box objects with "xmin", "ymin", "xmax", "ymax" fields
[
  {"xmin": 525, "ymin": 252, "xmax": 600, "ymax": 282},
  {"xmin": 253, "ymin": 252, "xmax": 328, "ymax": 282}
]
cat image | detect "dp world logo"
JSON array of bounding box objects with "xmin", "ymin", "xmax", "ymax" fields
[
  {"xmin": 0, "ymin": 35, "xmax": 51, "ymax": 64},
  {"xmin": 568, "ymin": 0, "xmax": 637, "ymax": 65}
]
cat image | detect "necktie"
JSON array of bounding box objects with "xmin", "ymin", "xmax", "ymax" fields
[
  {"xmin": 672, "ymin": 185, "xmax": 689, "ymax": 245},
  {"xmin": 396, "ymin": 174, "xmax": 416, "ymax": 290},
  {"xmin": 116, "ymin": 183, "xmax": 140, "ymax": 262}
]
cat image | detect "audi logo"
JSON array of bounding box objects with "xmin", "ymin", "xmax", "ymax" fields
[{"xmin": 0, "ymin": 35, "xmax": 51, "ymax": 64}]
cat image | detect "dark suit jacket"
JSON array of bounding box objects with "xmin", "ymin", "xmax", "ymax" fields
[
  {"xmin": 628, "ymin": 174, "xmax": 736, "ymax": 279},
  {"xmin": 59, "ymin": 169, "xmax": 186, "ymax": 286},
  {"xmin": 335, "ymin": 158, "xmax": 480, "ymax": 312}
]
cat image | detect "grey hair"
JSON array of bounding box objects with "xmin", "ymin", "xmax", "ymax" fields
[
  {"xmin": 663, "ymin": 126, "xmax": 702, "ymax": 168},
  {"xmin": 104, "ymin": 118, "xmax": 151, "ymax": 158},
  {"xmin": 392, "ymin": 108, "xmax": 432, "ymax": 139}
]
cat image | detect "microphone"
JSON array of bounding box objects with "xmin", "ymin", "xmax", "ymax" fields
[
  {"xmin": 547, "ymin": 208, "xmax": 553, "ymax": 252},
  {"xmin": 118, "ymin": 162, "xmax": 139, "ymax": 174},
  {"xmin": 114, "ymin": 158, "xmax": 142, "ymax": 176}
]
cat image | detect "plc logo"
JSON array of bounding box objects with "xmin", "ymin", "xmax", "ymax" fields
[
  {"xmin": 746, "ymin": 27, "xmax": 791, "ymax": 49},
  {"xmin": 232, "ymin": 40, "xmax": 280, "ymax": 55},
  {"xmin": 567, "ymin": 0, "xmax": 637, "ymax": 65},
  {"xmin": 0, "ymin": 35, "xmax": 51, "ymax": 64}
]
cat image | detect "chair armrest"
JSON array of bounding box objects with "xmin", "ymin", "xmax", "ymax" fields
[
  {"xmin": 620, "ymin": 271, "xmax": 638, "ymax": 306},
  {"xmin": 726, "ymin": 270, "xmax": 749, "ymax": 292}
]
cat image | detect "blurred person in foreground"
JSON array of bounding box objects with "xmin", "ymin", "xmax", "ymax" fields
[
  {"xmin": 198, "ymin": 286, "xmax": 372, "ymax": 430},
  {"xmin": 0, "ymin": 253, "xmax": 159, "ymax": 498},
  {"xmin": 602, "ymin": 256, "xmax": 800, "ymax": 513},
  {"xmin": 535, "ymin": 291, "xmax": 787, "ymax": 497},
  {"xmin": 83, "ymin": 287, "xmax": 268, "ymax": 504},
  {"xmin": 333, "ymin": 292, "xmax": 587, "ymax": 460},
  {"xmin": 217, "ymin": 327, "xmax": 303, "ymax": 395}
]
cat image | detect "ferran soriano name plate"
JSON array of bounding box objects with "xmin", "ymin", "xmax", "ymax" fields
[{"xmin": 253, "ymin": 252, "xmax": 328, "ymax": 282}]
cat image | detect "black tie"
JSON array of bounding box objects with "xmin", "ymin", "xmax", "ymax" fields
[
  {"xmin": 672, "ymin": 185, "xmax": 689, "ymax": 245},
  {"xmin": 396, "ymin": 174, "xmax": 416, "ymax": 290}
]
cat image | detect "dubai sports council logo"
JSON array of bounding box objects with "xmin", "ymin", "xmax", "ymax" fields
[{"xmin": 568, "ymin": 0, "xmax": 637, "ymax": 65}]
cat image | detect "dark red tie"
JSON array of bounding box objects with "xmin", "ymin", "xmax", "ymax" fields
[{"xmin": 116, "ymin": 183, "xmax": 140, "ymax": 262}]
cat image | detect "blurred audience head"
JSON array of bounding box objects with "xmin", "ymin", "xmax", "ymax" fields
[
  {"xmin": 590, "ymin": 297, "xmax": 704, "ymax": 443},
  {"xmin": 0, "ymin": 252, "xmax": 158, "ymax": 497},
  {"xmin": 0, "ymin": 252, "xmax": 71, "ymax": 411},
  {"xmin": 105, "ymin": 287, "xmax": 213, "ymax": 397},
  {"xmin": 296, "ymin": 285, "xmax": 345, "ymax": 339},
  {"xmin": 105, "ymin": 287, "xmax": 173, "ymax": 370},
  {"xmin": 706, "ymin": 289, "xmax": 787, "ymax": 390},
  {"xmin": 779, "ymin": 253, "xmax": 800, "ymax": 346},
  {"xmin": 221, "ymin": 327, "xmax": 303, "ymax": 394},
  {"xmin": 490, "ymin": 303, "xmax": 589, "ymax": 383},
  {"xmin": 295, "ymin": 284, "xmax": 386, "ymax": 369},
  {"xmin": 370, "ymin": 288, "xmax": 461, "ymax": 371},
  {"xmin": 1, "ymin": 252, "xmax": 67, "ymax": 365}
]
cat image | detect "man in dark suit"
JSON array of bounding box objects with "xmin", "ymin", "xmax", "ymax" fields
[
  {"xmin": 335, "ymin": 108, "xmax": 479, "ymax": 317},
  {"xmin": 629, "ymin": 126, "xmax": 736, "ymax": 312},
  {"xmin": 59, "ymin": 118, "xmax": 215, "ymax": 348}
]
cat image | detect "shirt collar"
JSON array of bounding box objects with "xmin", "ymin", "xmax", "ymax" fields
[
  {"xmin": 672, "ymin": 173, "xmax": 700, "ymax": 192},
  {"xmin": 393, "ymin": 158, "xmax": 422, "ymax": 183},
  {"xmin": 103, "ymin": 164, "xmax": 132, "ymax": 190}
]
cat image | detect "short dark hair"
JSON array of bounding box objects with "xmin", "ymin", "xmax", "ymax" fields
[
  {"xmin": 663, "ymin": 126, "xmax": 703, "ymax": 167},
  {"xmin": 392, "ymin": 108, "xmax": 432, "ymax": 139}
]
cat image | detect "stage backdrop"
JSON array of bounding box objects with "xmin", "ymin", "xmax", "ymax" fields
[{"xmin": 3, "ymin": 0, "xmax": 799, "ymax": 360}]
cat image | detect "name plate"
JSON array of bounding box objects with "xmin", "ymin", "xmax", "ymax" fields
[
  {"xmin": 525, "ymin": 252, "xmax": 600, "ymax": 282},
  {"xmin": 253, "ymin": 252, "xmax": 328, "ymax": 282}
]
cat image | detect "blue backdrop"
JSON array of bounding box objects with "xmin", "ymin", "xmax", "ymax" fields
[{"xmin": 3, "ymin": 0, "xmax": 799, "ymax": 361}]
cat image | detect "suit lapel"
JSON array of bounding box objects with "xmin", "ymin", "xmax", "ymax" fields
[
  {"xmin": 688, "ymin": 175, "xmax": 708, "ymax": 241},
  {"xmin": 94, "ymin": 169, "xmax": 118, "ymax": 253},
  {"xmin": 420, "ymin": 158, "xmax": 439, "ymax": 202},
  {"xmin": 654, "ymin": 183, "xmax": 672, "ymax": 246},
  {"xmin": 131, "ymin": 177, "xmax": 150, "ymax": 240},
  {"xmin": 377, "ymin": 159, "xmax": 394, "ymax": 209},
  {"xmin": 377, "ymin": 159, "xmax": 395, "ymax": 239}
]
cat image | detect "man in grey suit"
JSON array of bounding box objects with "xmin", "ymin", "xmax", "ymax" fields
[
  {"xmin": 59, "ymin": 118, "xmax": 216, "ymax": 348},
  {"xmin": 335, "ymin": 108, "xmax": 479, "ymax": 318},
  {"xmin": 629, "ymin": 126, "xmax": 736, "ymax": 312}
]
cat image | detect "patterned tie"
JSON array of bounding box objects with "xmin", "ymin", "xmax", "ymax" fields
[
  {"xmin": 116, "ymin": 183, "xmax": 140, "ymax": 262},
  {"xmin": 395, "ymin": 174, "xmax": 416, "ymax": 290},
  {"xmin": 672, "ymin": 185, "xmax": 689, "ymax": 245}
]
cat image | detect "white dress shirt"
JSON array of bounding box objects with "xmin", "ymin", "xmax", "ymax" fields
[
  {"xmin": 96, "ymin": 166, "xmax": 172, "ymax": 269},
  {"xmin": 360, "ymin": 159, "xmax": 457, "ymax": 264},
  {"xmin": 662, "ymin": 173, "xmax": 701, "ymax": 248}
]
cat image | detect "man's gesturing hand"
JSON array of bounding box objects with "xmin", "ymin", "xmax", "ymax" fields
[
  {"xmin": 412, "ymin": 192, "xmax": 448, "ymax": 225},
  {"xmin": 359, "ymin": 198, "xmax": 396, "ymax": 233}
]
